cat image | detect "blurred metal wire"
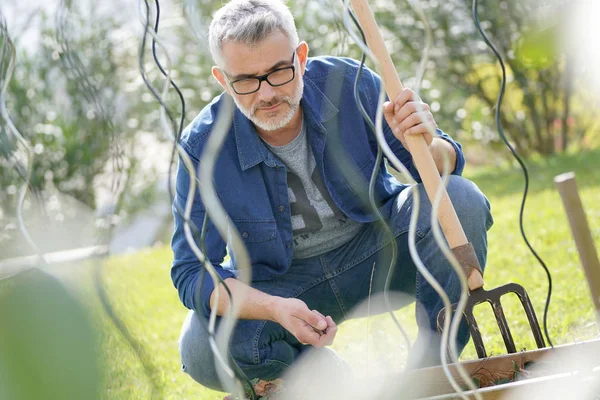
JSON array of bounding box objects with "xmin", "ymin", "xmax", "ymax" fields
[
  {"xmin": 139, "ymin": 0, "xmax": 253, "ymax": 397},
  {"xmin": 44, "ymin": 2, "xmax": 162, "ymax": 398},
  {"xmin": 55, "ymin": 0, "xmax": 127, "ymax": 235},
  {"xmin": 341, "ymin": 1, "xmax": 480, "ymax": 398},
  {"xmin": 341, "ymin": 0, "xmax": 420, "ymax": 367},
  {"xmin": 1, "ymin": 3, "xmax": 160, "ymax": 397},
  {"xmin": 0, "ymin": 10, "xmax": 44, "ymax": 263},
  {"xmin": 405, "ymin": 0, "xmax": 480, "ymax": 397}
]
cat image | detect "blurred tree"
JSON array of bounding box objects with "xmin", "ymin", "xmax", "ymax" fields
[
  {"xmin": 2, "ymin": 0, "xmax": 598, "ymax": 259},
  {"xmin": 368, "ymin": 0, "xmax": 598, "ymax": 157},
  {"xmin": 176, "ymin": 0, "xmax": 598, "ymax": 158},
  {"xmin": 0, "ymin": 5, "xmax": 155, "ymax": 258}
]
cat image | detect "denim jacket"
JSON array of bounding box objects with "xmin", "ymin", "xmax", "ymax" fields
[{"xmin": 171, "ymin": 56, "xmax": 465, "ymax": 317}]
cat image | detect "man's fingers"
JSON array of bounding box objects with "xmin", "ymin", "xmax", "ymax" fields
[
  {"xmin": 293, "ymin": 313, "xmax": 337, "ymax": 347},
  {"xmin": 395, "ymin": 111, "xmax": 433, "ymax": 135},
  {"xmin": 393, "ymin": 89, "xmax": 421, "ymax": 113},
  {"xmin": 297, "ymin": 329, "xmax": 321, "ymax": 346},
  {"xmin": 325, "ymin": 316, "xmax": 337, "ymax": 335},
  {"xmin": 315, "ymin": 319, "xmax": 337, "ymax": 347},
  {"xmin": 325, "ymin": 315, "xmax": 336, "ymax": 327},
  {"xmin": 322, "ymin": 316, "xmax": 337, "ymax": 346},
  {"xmin": 404, "ymin": 122, "xmax": 437, "ymax": 137},
  {"xmin": 394, "ymin": 102, "xmax": 430, "ymax": 124},
  {"xmin": 383, "ymin": 101, "xmax": 397, "ymax": 129},
  {"xmin": 302, "ymin": 309, "xmax": 327, "ymax": 331},
  {"xmin": 383, "ymin": 101, "xmax": 395, "ymax": 115}
]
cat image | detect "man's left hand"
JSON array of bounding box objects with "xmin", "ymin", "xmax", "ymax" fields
[
  {"xmin": 310, "ymin": 310, "xmax": 337, "ymax": 347},
  {"xmin": 383, "ymin": 88, "xmax": 437, "ymax": 152}
]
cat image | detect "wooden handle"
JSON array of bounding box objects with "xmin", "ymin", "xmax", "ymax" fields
[
  {"xmin": 555, "ymin": 172, "xmax": 600, "ymax": 326},
  {"xmin": 349, "ymin": 0, "xmax": 484, "ymax": 290}
]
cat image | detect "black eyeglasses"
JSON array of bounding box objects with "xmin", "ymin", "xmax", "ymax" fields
[{"xmin": 226, "ymin": 52, "xmax": 296, "ymax": 95}]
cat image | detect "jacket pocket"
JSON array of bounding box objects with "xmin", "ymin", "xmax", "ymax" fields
[{"xmin": 232, "ymin": 220, "xmax": 277, "ymax": 243}]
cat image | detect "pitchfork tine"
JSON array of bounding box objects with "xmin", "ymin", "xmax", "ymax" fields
[{"xmin": 438, "ymin": 283, "xmax": 546, "ymax": 359}]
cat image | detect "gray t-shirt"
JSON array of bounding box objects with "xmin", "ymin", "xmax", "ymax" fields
[{"xmin": 266, "ymin": 118, "xmax": 363, "ymax": 259}]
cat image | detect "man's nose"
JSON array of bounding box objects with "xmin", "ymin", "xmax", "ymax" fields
[{"xmin": 257, "ymin": 81, "xmax": 276, "ymax": 102}]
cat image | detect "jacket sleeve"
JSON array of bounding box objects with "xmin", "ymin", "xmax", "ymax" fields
[
  {"xmin": 360, "ymin": 64, "xmax": 466, "ymax": 181},
  {"xmin": 170, "ymin": 147, "xmax": 236, "ymax": 318}
]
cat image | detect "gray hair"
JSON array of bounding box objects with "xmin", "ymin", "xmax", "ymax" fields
[{"xmin": 209, "ymin": 0, "xmax": 299, "ymax": 67}]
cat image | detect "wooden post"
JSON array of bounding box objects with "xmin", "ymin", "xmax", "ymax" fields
[
  {"xmin": 349, "ymin": 0, "xmax": 483, "ymax": 289},
  {"xmin": 555, "ymin": 172, "xmax": 600, "ymax": 327}
]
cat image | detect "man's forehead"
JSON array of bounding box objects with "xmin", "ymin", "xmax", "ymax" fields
[{"xmin": 221, "ymin": 32, "xmax": 292, "ymax": 75}]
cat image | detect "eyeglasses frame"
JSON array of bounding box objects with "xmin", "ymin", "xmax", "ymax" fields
[{"xmin": 226, "ymin": 51, "xmax": 297, "ymax": 95}]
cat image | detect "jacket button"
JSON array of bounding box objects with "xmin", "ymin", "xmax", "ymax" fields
[
  {"xmin": 279, "ymin": 205, "xmax": 285, "ymax": 212},
  {"xmin": 286, "ymin": 242, "xmax": 292, "ymax": 248},
  {"xmin": 242, "ymin": 232, "xmax": 249, "ymax": 238}
]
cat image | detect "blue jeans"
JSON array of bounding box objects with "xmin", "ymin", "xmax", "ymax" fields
[{"xmin": 178, "ymin": 176, "xmax": 493, "ymax": 391}]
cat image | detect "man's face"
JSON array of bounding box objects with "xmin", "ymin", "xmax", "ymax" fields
[{"xmin": 215, "ymin": 31, "xmax": 306, "ymax": 132}]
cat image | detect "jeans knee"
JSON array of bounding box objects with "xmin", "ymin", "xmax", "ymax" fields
[
  {"xmin": 446, "ymin": 176, "xmax": 493, "ymax": 233},
  {"xmin": 230, "ymin": 321, "xmax": 298, "ymax": 381},
  {"xmin": 179, "ymin": 311, "xmax": 224, "ymax": 391},
  {"xmin": 181, "ymin": 317, "xmax": 297, "ymax": 386}
]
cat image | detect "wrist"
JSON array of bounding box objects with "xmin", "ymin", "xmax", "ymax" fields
[
  {"xmin": 430, "ymin": 137, "xmax": 457, "ymax": 173},
  {"xmin": 265, "ymin": 295, "xmax": 285, "ymax": 323}
]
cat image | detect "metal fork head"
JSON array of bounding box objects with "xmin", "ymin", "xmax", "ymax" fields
[{"xmin": 437, "ymin": 283, "xmax": 546, "ymax": 359}]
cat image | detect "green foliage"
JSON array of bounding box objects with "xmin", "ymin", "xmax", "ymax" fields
[
  {"xmin": 0, "ymin": 5, "xmax": 157, "ymax": 258},
  {"xmin": 1, "ymin": 11, "xmax": 124, "ymax": 209},
  {"xmin": 515, "ymin": 24, "xmax": 559, "ymax": 70}
]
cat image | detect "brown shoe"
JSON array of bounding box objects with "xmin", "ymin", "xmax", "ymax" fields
[{"xmin": 222, "ymin": 378, "xmax": 284, "ymax": 400}]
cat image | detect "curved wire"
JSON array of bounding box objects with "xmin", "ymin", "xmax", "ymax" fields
[
  {"xmin": 342, "ymin": 1, "xmax": 481, "ymax": 397},
  {"xmin": 176, "ymin": 4, "xmax": 254, "ymax": 393},
  {"xmin": 472, "ymin": 0, "xmax": 554, "ymax": 349},
  {"xmin": 139, "ymin": 1, "xmax": 254, "ymax": 397},
  {"xmin": 150, "ymin": 0, "xmax": 188, "ymax": 210},
  {"xmin": 183, "ymin": 0, "xmax": 210, "ymax": 47},
  {"xmin": 52, "ymin": 2, "xmax": 162, "ymax": 397},
  {"xmin": 2, "ymin": 5, "xmax": 159, "ymax": 397},
  {"xmin": 341, "ymin": 0, "xmax": 425, "ymax": 369},
  {"xmin": 406, "ymin": 0, "xmax": 481, "ymax": 397},
  {"xmin": 405, "ymin": 0, "xmax": 430, "ymax": 95},
  {"xmin": 196, "ymin": 94, "xmax": 253, "ymax": 399},
  {"xmin": 346, "ymin": 6, "xmax": 412, "ymax": 355},
  {"xmin": 138, "ymin": 1, "xmax": 240, "ymax": 395},
  {"xmin": 55, "ymin": 0, "xmax": 125, "ymax": 216},
  {"xmin": 0, "ymin": 13, "xmax": 44, "ymax": 263}
]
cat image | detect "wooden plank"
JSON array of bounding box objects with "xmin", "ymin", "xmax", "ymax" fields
[
  {"xmin": 388, "ymin": 339, "xmax": 600, "ymax": 398},
  {"xmin": 555, "ymin": 172, "xmax": 600, "ymax": 326},
  {"xmin": 422, "ymin": 367, "xmax": 600, "ymax": 399}
]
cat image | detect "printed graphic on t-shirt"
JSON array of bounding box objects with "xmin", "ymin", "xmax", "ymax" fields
[{"xmin": 287, "ymin": 168, "xmax": 349, "ymax": 246}]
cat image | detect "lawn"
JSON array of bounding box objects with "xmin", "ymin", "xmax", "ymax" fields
[{"xmin": 84, "ymin": 148, "xmax": 600, "ymax": 398}]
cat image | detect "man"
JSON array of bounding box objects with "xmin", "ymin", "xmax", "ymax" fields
[{"xmin": 172, "ymin": 0, "xmax": 493, "ymax": 397}]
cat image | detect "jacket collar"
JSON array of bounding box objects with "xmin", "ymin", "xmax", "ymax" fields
[{"xmin": 233, "ymin": 72, "xmax": 339, "ymax": 171}]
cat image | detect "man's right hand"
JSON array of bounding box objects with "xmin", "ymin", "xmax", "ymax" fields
[{"xmin": 272, "ymin": 297, "xmax": 337, "ymax": 348}]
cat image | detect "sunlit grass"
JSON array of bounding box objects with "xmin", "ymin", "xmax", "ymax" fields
[{"xmin": 90, "ymin": 148, "xmax": 599, "ymax": 398}]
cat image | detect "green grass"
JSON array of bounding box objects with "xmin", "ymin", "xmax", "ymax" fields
[{"xmin": 89, "ymin": 148, "xmax": 600, "ymax": 398}]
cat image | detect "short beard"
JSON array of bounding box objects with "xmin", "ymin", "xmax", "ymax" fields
[{"xmin": 233, "ymin": 77, "xmax": 304, "ymax": 132}]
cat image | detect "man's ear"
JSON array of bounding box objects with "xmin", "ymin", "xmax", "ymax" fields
[
  {"xmin": 212, "ymin": 66, "xmax": 231, "ymax": 94},
  {"xmin": 297, "ymin": 41, "xmax": 309, "ymax": 76}
]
